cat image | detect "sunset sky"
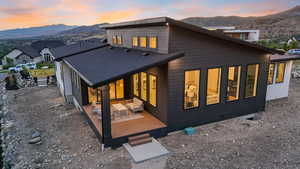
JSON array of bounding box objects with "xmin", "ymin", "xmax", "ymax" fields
[{"xmin": 0, "ymin": 0, "xmax": 299, "ymax": 30}]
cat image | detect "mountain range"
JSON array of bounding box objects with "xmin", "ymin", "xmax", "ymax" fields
[
  {"xmin": 0, "ymin": 6, "xmax": 299, "ymax": 41},
  {"xmin": 182, "ymin": 5, "xmax": 300, "ymax": 40}
]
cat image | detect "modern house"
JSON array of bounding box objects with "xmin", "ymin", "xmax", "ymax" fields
[
  {"xmin": 52, "ymin": 17, "xmax": 298, "ymax": 148},
  {"xmin": 204, "ymin": 26, "xmax": 260, "ymax": 42},
  {"xmin": 2, "ymin": 40, "xmax": 64, "ymax": 65}
]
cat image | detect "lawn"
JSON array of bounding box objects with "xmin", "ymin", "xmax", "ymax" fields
[{"xmin": 0, "ymin": 69, "xmax": 9, "ymax": 73}]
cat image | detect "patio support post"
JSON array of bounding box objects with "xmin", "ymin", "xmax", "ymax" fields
[{"xmin": 101, "ymin": 85, "xmax": 112, "ymax": 144}]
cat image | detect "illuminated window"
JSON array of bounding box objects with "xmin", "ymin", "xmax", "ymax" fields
[
  {"xmin": 109, "ymin": 83, "xmax": 116, "ymax": 100},
  {"xmin": 141, "ymin": 72, "xmax": 147, "ymax": 101},
  {"xmin": 140, "ymin": 37, "xmax": 147, "ymax": 48},
  {"xmin": 268, "ymin": 63, "xmax": 275, "ymax": 85},
  {"xmin": 184, "ymin": 70, "xmax": 200, "ymax": 109},
  {"xmin": 207, "ymin": 68, "xmax": 221, "ymax": 105},
  {"xmin": 132, "ymin": 37, "xmax": 138, "ymax": 47},
  {"xmin": 133, "ymin": 73, "xmax": 139, "ymax": 96},
  {"xmin": 276, "ymin": 62, "xmax": 285, "ymax": 83},
  {"xmin": 117, "ymin": 36, "xmax": 122, "ymax": 45},
  {"xmin": 88, "ymin": 87, "xmax": 101, "ymax": 104},
  {"xmin": 149, "ymin": 75, "xmax": 157, "ymax": 107},
  {"xmin": 112, "ymin": 36, "xmax": 117, "ymax": 44},
  {"xmin": 245, "ymin": 64, "xmax": 259, "ymax": 98},
  {"xmin": 116, "ymin": 79, "xmax": 124, "ymax": 99},
  {"xmin": 149, "ymin": 37, "xmax": 157, "ymax": 49},
  {"xmin": 227, "ymin": 66, "xmax": 241, "ymax": 101}
]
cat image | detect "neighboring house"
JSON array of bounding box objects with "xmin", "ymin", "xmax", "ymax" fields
[
  {"xmin": 52, "ymin": 17, "xmax": 291, "ymax": 148},
  {"xmin": 203, "ymin": 26, "xmax": 260, "ymax": 42},
  {"xmin": 1, "ymin": 40, "xmax": 64, "ymax": 66},
  {"xmin": 266, "ymin": 54, "xmax": 300, "ymax": 100},
  {"xmin": 51, "ymin": 38, "xmax": 106, "ymax": 103},
  {"xmin": 0, "ymin": 59, "xmax": 3, "ymax": 70}
]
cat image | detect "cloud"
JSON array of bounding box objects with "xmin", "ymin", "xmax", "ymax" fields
[{"xmin": 97, "ymin": 9, "xmax": 141, "ymax": 23}]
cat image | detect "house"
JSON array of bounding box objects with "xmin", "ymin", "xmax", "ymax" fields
[
  {"xmin": 266, "ymin": 54, "xmax": 300, "ymax": 100},
  {"xmin": 0, "ymin": 60, "xmax": 3, "ymax": 70},
  {"xmin": 203, "ymin": 26, "xmax": 260, "ymax": 42},
  {"xmin": 51, "ymin": 38, "xmax": 107, "ymax": 103},
  {"xmin": 52, "ymin": 17, "xmax": 291, "ymax": 148},
  {"xmin": 1, "ymin": 40, "xmax": 64, "ymax": 66}
]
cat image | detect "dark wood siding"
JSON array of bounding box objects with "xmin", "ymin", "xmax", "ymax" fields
[
  {"xmin": 167, "ymin": 26, "xmax": 269, "ymax": 132},
  {"xmin": 106, "ymin": 26, "xmax": 170, "ymax": 54}
]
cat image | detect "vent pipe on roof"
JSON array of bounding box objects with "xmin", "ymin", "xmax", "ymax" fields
[{"xmin": 142, "ymin": 52, "xmax": 150, "ymax": 56}]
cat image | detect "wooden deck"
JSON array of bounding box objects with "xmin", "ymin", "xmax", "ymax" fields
[{"xmin": 82, "ymin": 105, "xmax": 166, "ymax": 139}]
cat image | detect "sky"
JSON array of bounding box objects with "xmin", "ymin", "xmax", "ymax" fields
[{"xmin": 0, "ymin": 0, "xmax": 299, "ymax": 30}]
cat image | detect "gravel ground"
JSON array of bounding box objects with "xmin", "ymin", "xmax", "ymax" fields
[{"xmin": 1, "ymin": 78, "xmax": 300, "ymax": 169}]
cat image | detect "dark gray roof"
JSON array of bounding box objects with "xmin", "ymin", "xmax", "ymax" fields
[
  {"xmin": 51, "ymin": 38, "xmax": 107, "ymax": 60},
  {"xmin": 104, "ymin": 17, "xmax": 284, "ymax": 55},
  {"xmin": 31, "ymin": 40, "xmax": 65, "ymax": 51},
  {"xmin": 15, "ymin": 45, "xmax": 40, "ymax": 58},
  {"xmin": 63, "ymin": 46, "xmax": 184, "ymax": 86},
  {"xmin": 270, "ymin": 54, "xmax": 300, "ymax": 62}
]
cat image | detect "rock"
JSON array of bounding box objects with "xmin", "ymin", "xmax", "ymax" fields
[
  {"xmin": 28, "ymin": 137, "xmax": 41, "ymax": 144},
  {"xmin": 32, "ymin": 131, "xmax": 41, "ymax": 139},
  {"xmin": 49, "ymin": 104, "xmax": 63, "ymax": 109}
]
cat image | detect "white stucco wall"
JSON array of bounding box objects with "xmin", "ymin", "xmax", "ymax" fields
[
  {"xmin": 62, "ymin": 62, "xmax": 72, "ymax": 96},
  {"xmin": 266, "ymin": 60, "xmax": 293, "ymax": 101},
  {"xmin": 55, "ymin": 61, "xmax": 73, "ymax": 102},
  {"xmin": 248, "ymin": 30, "xmax": 260, "ymax": 42},
  {"xmin": 55, "ymin": 61, "xmax": 64, "ymax": 97}
]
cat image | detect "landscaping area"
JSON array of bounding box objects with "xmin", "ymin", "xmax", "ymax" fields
[{"xmin": 1, "ymin": 78, "xmax": 300, "ymax": 169}]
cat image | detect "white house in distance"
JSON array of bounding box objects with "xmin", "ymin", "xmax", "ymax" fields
[
  {"xmin": 203, "ymin": 26, "xmax": 260, "ymax": 42},
  {"xmin": 50, "ymin": 38, "xmax": 106, "ymax": 103},
  {"xmin": 266, "ymin": 54, "xmax": 300, "ymax": 101},
  {"xmin": 1, "ymin": 40, "xmax": 65, "ymax": 66}
]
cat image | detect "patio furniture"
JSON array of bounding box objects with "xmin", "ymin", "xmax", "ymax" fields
[
  {"xmin": 126, "ymin": 97, "xmax": 144, "ymax": 113},
  {"xmin": 111, "ymin": 103, "xmax": 129, "ymax": 119}
]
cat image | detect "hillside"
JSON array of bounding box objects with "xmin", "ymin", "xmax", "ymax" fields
[
  {"xmin": 0, "ymin": 24, "xmax": 78, "ymax": 40},
  {"xmin": 182, "ymin": 5, "xmax": 300, "ymax": 40}
]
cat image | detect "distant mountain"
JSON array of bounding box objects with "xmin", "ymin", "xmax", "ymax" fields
[
  {"xmin": 182, "ymin": 5, "xmax": 300, "ymax": 40},
  {"xmin": 0, "ymin": 24, "xmax": 79, "ymax": 40}
]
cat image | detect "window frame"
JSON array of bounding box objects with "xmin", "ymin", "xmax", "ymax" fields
[
  {"xmin": 117, "ymin": 35, "xmax": 122, "ymax": 45},
  {"xmin": 275, "ymin": 62, "xmax": 286, "ymax": 84},
  {"xmin": 133, "ymin": 73, "xmax": 140, "ymax": 97},
  {"xmin": 206, "ymin": 66, "xmax": 222, "ymax": 106},
  {"xmin": 140, "ymin": 72, "xmax": 148, "ymax": 101},
  {"xmin": 148, "ymin": 73, "xmax": 158, "ymax": 107},
  {"xmin": 132, "ymin": 36, "xmax": 139, "ymax": 47},
  {"xmin": 149, "ymin": 36, "xmax": 158, "ymax": 49},
  {"xmin": 139, "ymin": 36, "xmax": 147, "ymax": 48},
  {"xmin": 109, "ymin": 79, "xmax": 124, "ymax": 100},
  {"xmin": 226, "ymin": 65, "xmax": 242, "ymax": 102},
  {"xmin": 183, "ymin": 68, "xmax": 201, "ymax": 110},
  {"xmin": 268, "ymin": 63, "xmax": 275, "ymax": 85},
  {"xmin": 112, "ymin": 36, "xmax": 117, "ymax": 44},
  {"xmin": 244, "ymin": 63, "xmax": 260, "ymax": 99}
]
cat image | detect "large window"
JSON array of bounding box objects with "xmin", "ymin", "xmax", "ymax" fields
[
  {"xmin": 88, "ymin": 87, "xmax": 101, "ymax": 104},
  {"xmin": 109, "ymin": 79, "xmax": 124, "ymax": 100},
  {"xmin": 276, "ymin": 62, "xmax": 286, "ymax": 83},
  {"xmin": 227, "ymin": 66, "xmax": 241, "ymax": 101},
  {"xmin": 149, "ymin": 74, "xmax": 157, "ymax": 107},
  {"xmin": 141, "ymin": 72, "xmax": 147, "ymax": 101},
  {"xmin": 268, "ymin": 63, "xmax": 275, "ymax": 85},
  {"xmin": 245, "ymin": 64, "xmax": 259, "ymax": 98},
  {"xmin": 140, "ymin": 37, "xmax": 147, "ymax": 48},
  {"xmin": 117, "ymin": 36, "xmax": 122, "ymax": 45},
  {"xmin": 184, "ymin": 70, "xmax": 200, "ymax": 109},
  {"xmin": 149, "ymin": 37, "xmax": 157, "ymax": 49},
  {"xmin": 133, "ymin": 73, "xmax": 139, "ymax": 96},
  {"xmin": 112, "ymin": 36, "xmax": 117, "ymax": 44},
  {"xmin": 132, "ymin": 36, "xmax": 138, "ymax": 47},
  {"xmin": 207, "ymin": 68, "xmax": 222, "ymax": 105}
]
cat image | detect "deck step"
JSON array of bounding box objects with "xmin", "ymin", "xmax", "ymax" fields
[
  {"xmin": 128, "ymin": 133, "xmax": 152, "ymax": 146},
  {"xmin": 128, "ymin": 133, "xmax": 150, "ymax": 142},
  {"xmin": 129, "ymin": 137, "xmax": 152, "ymax": 147}
]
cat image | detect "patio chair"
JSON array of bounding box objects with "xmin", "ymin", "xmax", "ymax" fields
[{"xmin": 126, "ymin": 97, "xmax": 144, "ymax": 113}]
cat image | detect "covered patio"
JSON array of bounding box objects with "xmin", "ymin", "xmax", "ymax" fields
[{"xmin": 63, "ymin": 45, "xmax": 184, "ymax": 146}]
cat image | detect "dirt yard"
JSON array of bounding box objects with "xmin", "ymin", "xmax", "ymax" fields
[{"xmin": 1, "ymin": 79, "xmax": 300, "ymax": 169}]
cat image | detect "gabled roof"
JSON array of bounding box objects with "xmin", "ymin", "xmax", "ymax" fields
[
  {"xmin": 15, "ymin": 45, "xmax": 40, "ymax": 58},
  {"xmin": 63, "ymin": 46, "xmax": 184, "ymax": 87},
  {"xmin": 270, "ymin": 54, "xmax": 300, "ymax": 62},
  {"xmin": 51, "ymin": 38, "xmax": 107, "ymax": 60},
  {"xmin": 31, "ymin": 40, "xmax": 65, "ymax": 51},
  {"xmin": 104, "ymin": 17, "xmax": 284, "ymax": 55}
]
